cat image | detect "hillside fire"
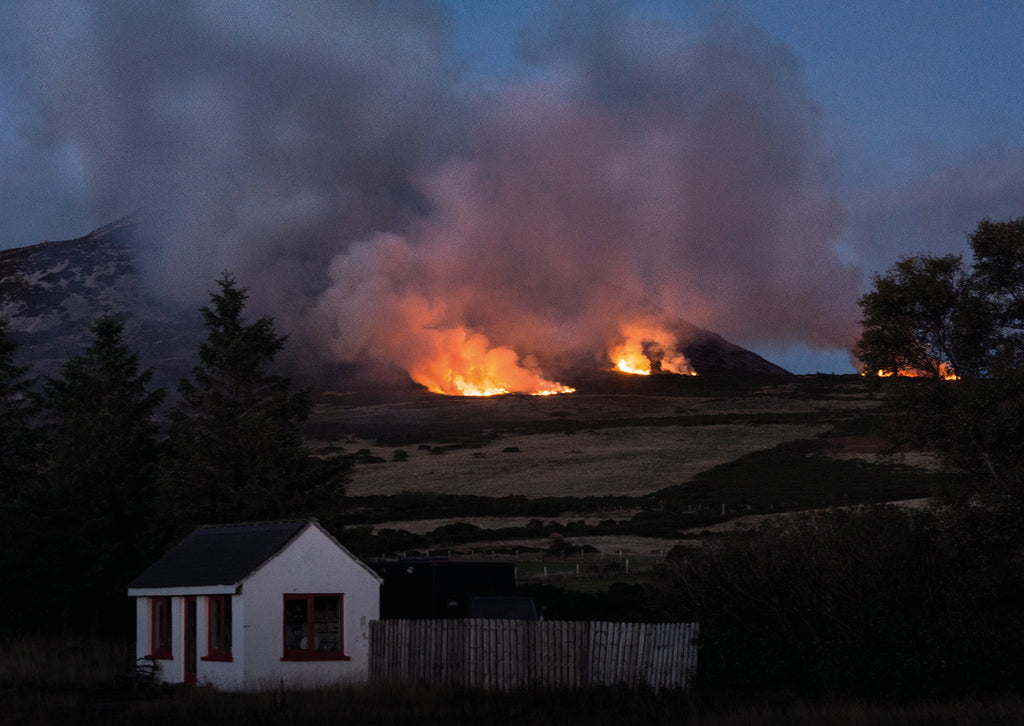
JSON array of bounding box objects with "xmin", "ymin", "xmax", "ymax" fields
[
  {"xmin": 405, "ymin": 322, "xmax": 704, "ymax": 394},
  {"xmin": 608, "ymin": 324, "xmax": 698, "ymax": 377},
  {"xmin": 864, "ymin": 361, "xmax": 960, "ymax": 381},
  {"xmin": 404, "ymin": 325, "xmax": 574, "ymax": 396},
  {"xmin": 395, "ymin": 320, "xmax": 707, "ymax": 395}
]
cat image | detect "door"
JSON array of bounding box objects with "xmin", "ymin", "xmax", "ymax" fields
[{"xmin": 184, "ymin": 597, "xmax": 197, "ymax": 683}]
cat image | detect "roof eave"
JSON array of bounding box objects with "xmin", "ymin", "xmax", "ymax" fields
[{"xmin": 128, "ymin": 584, "xmax": 240, "ymax": 598}]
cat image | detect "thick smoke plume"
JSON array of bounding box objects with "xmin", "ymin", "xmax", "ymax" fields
[{"xmin": 1, "ymin": 2, "xmax": 865, "ymax": 389}]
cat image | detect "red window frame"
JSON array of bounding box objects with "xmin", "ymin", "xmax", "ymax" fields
[
  {"xmin": 148, "ymin": 596, "xmax": 173, "ymax": 660},
  {"xmin": 202, "ymin": 595, "xmax": 233, "ymax": 662},
  {"xmin": 281, "ymin": 593, "xmax": 349, "ymax": 661}
]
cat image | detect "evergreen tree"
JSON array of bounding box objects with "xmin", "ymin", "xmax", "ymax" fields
[
  {"xmin": 0, "ymin": 316, "xmax": 40, "ymax": 486},
  {"xmin": 36, "ymin": 314, "xmax": 165, "ymax": 633},
  {"xmin": 161, "ymin": 273, "xmax": 347, "ymax": 529},
  {"xmin": 0, "ymin": 316, "xmax": 43, "ymax": 629}
]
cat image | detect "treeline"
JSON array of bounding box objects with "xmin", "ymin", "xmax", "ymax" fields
[{"xmin": 0, "ymin": 273, "xmax": 349, "ymax": 635}]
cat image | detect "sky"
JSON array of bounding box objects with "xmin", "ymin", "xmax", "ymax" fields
[{"xmin": 1, "ymin": 1, "xmax": 1023, "ymax": 379}]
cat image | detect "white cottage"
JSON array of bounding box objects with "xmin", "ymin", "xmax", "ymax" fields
[{"xmin": 127, "ymin": 519, "xmax": 381, "ymax": 691}]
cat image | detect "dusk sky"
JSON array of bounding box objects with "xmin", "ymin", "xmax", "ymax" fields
[{"xmin": 2, "ymin": 1, "xmax": 1023, "ymax": 378}]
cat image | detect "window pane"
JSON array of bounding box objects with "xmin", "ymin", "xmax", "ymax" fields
[
  {"xmin": 284, "ymin": 598, "xmax": 308, "ymax": 650},
  {"xmin": 313, "ymin": 596, "xmax": 341, "ymax": 653},
  {"xmin": 211, "ymin": 598, "xmax": 222, "ymax": 649},
  {"xmin": 210, "ymin": 596, "xmax": 233, "ymax": 654},
  {"xmin": 155, "ymin": 598, "xmax": 171, "ymax": 651},
  {"xmin": 155, "ymin": 600, "xmax": 164, "ymax": 648}
]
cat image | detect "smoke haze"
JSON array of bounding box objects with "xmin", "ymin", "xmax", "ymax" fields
[{"xmin": 0, "ymin": 2, "xmax": 932, "ymax": 382}]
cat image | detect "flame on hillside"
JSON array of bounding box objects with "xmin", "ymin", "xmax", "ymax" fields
[
  {"xmin": 864, "ymin": 361, "xmax": 960, "ymax": 381},
  {"xmin": 608, "ymin": 324, "xmax": 697, "ymax": 377},
  {"xmin": 406, "ymin": 325, "xmax": 574, "ymax": 396}
]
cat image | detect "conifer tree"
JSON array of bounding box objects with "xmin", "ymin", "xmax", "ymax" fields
[
  {"xmin": 0, "ymin": 317, "xmax": 42, "ymax": 629},
  {"xmin": 37, "ymin": 314, "xmax": 165, "ymax": 632},
  {"xmin": 0, "ymin": 316, "xmax": 40, "ymax": 486},
  {"xmin": 161, "ymin": 273, "xmax": 347, "ymax": 528}
]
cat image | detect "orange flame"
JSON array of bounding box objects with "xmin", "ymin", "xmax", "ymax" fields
[
  {"xmin": 609, "ymin": 323, "xmax": 697, "ymax": 376},
  {"xmin": 407, "ymin": 326, "xmax": 574, "ymax": 396},
  {"xmin": 611, "ymin": 338, "xmax": 652, "ymax": 375},
  {"xmin": 866, "ymin": 361, "xmax": 960, "ymax": 381}
]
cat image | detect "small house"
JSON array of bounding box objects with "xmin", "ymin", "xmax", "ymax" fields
[{"xmin": 127, "ymin": 519, "xmax": 381, "ymax": 691}]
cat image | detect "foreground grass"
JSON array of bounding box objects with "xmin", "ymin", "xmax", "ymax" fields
[
  {"xmin": 5, "ymin": 636, "xmax": 1024, "ymax": 725},
  {"xmin": 0, "ymin": 634, "xmax": 132, "ymax": 689},
  {"xmin": 11, "ymin": 680, "xmax": 1024, "ymax": 726}
]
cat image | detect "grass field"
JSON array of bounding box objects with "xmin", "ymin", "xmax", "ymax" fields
[
  {"xmin": 341, "ymin": 422, "xmax": 830, "ymax": 498},
  {"xmin": 305, "ymin": 375, "xmax": 948, "ymax": 559}
]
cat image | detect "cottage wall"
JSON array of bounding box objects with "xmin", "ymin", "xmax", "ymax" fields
[
  {"xmin": 133, "ymin": 598, "xmax": 147, "ymax": 663},
  {"xmin": 235, "ymin": 525, "xmax": 379, "ymax": 690}
]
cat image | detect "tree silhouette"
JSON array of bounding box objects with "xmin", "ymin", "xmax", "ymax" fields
[
  {"xmin": 0, "ymin": 316, "xmax": 40, "ymax": 487},
  {"xmin": 0, "ymin": 317, "xmax": 43, "ymax": 630},
  {"xmin": 161, "ymin": 273, "xmax": 347, "ymax": 529},
  {"xmin": 855, "ymin": 217, "xmax": 1024, "ymax": 508},
  {"xmin": 36, "ymin": 314, "xmax": 165, "ymax": 632}
]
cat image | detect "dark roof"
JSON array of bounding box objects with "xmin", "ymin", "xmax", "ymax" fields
[{"xmin": 128, "ymin": 519, "xmax": 312, "ymax": 589}]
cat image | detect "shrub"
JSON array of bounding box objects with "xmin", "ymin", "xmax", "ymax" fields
[{"xmin": 655, "ymin": 505, "xmax": 1024, "ymax": 700}]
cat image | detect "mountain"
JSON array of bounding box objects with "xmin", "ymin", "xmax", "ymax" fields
[
  {"xmin": 0, "ymin": 221, "xmax": 788, "ymax": 392},
  {"xmin": 675, "ymin": 322, "xmax": 789, "ymax": 376},
  {"xmin": 0, "ymin": 219, "xmax": 200, "ymax": 388}
]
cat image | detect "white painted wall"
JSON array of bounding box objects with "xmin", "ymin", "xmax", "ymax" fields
[
  {"xmin": 236, "ymin": 524, "xmax": 380, "ymax": 690},
  {"xmin": 133, "ymin": 598, "xmax": 147, "ymax": 662}
]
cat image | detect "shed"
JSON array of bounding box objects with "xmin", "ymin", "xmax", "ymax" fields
[{"xmin": 127, "ymin": 519, "xmax": 381, "ymax": 691}]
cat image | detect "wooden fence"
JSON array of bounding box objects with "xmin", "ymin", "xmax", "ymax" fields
[{"xmin": 369, "ymin": 619, "xmax": 698, "ymax": 691}]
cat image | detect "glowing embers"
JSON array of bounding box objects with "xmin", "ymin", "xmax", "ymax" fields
[
  {"xmin": 409, "ymin": 326, "xmax": 574, "ymax": 397},
  {"xmin": 609, "ymin": 324, "xmax": 697, "ymax": 377}
]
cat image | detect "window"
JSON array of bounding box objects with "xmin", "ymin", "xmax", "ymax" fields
[
  {"xmin": 282, "ymin": 594, "xmax": 348, "ymax": 661},
  {"xmin": 203, "ymin": 595, "xmax": 233, "ymax": 662},
  {"xmin": 149, "ymin": 596, "xmax": 173, "ymax": 659}
]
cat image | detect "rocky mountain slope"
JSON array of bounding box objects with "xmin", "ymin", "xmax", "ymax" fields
[{"xmin": 0, "ymin": 219, "xmax": 200, "ymax": 387}]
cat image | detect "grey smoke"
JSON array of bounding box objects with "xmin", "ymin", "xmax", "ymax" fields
[{"xmin": 1, "ymin": 2, "xmax": 868, "ymax": 380}]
